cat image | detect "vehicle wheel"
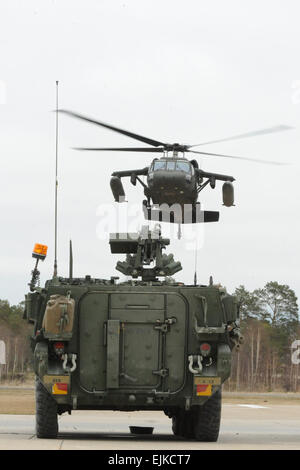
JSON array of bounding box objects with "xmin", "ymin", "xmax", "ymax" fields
[
  {"xmin": 193, "ymin": 388, "xmax": 222, "ymax": 442},
  {"xmin": 181, "ymin": 410, "xmax": 195, "ymax": 439},
  {"xmin": 171, "ymin": 412, "xmax": 182, "ymax": 436},
  {"xmin": 172, "ymin": 409, "xmax": 194, "ymax": 439},
  {"xmin": 35, "ymin": 378, "xmax": 58, "ymax": 438}
]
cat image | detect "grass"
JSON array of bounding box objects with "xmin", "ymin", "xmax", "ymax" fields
[{"xmin": 0, "ymin": 389, "xmax": 35, "ymax": 415}]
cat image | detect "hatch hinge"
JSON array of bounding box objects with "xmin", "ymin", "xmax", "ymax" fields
[
  {"xmin": 152, "ymin": 368, "xmax": 169, "ymax": 378},
  {"xmin": 154, "ymin": 317, "xmax": 177, "ymax": 333}
]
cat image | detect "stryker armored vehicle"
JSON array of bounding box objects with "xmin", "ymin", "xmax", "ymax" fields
[{"xmin": 24, "ymin": 226, "xmax": 243, "ymax": 441}]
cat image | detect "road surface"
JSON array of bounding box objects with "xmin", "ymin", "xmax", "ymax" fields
[{"xmin": 0, "ymin": 402, "xmax": 300, "ymax": 450}]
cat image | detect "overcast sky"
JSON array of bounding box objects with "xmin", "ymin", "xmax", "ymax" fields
[{"xmin": 0, "ymin": 0, "xmax": 299, "ymax": 305}]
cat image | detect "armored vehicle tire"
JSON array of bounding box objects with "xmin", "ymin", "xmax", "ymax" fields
[
  {"xmin": 172, "ymin": 410, "xmax": 183, "ymax": 437},
  {"xmin": 182, "ymin": 410, "xmax": 195, "ymax": 439},
  {"xmin": 35, "ymin": 378, "xmax": 58, "ymax": 439},
  {"xmin": 172, "ymin": 409, "xmax": 195, "ymax": 439},
  {"xmin": 192, "ymin": 388, "xmax": 222, "ymax": 442}
]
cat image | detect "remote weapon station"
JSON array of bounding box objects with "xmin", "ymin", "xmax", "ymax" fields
[{"xmin": 24, "ymin": 97, "xmax": 289, "ymax": 440}]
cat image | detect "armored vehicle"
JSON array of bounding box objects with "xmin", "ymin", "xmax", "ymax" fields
[{"xmin": 24, "ymin": 227, "xmax": 242, "ymax": 441}]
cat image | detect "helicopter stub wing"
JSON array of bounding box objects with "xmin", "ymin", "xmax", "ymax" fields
[
  {"xmin": 111, "ymin": 167, "xmax": 149, "ymax": 178},
  {"xmin": 196, "ymin": 169, "xmax": 235, "ymax": 182}
]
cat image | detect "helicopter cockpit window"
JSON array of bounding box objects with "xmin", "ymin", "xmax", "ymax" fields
[
  {"xmin": 166, "ymin": 161, "xmax": 176, "ymax": 170},
  {"xmin": 176, "ymin": 161, "xmax": 191, "ymax": 173},
  {"xmin": 153, "ymin": 161, "xmax": 166, "ymax": 171}
]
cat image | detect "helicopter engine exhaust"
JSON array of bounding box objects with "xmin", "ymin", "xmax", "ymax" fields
[
  {"xmin": 110, "ymin": 176, "xmax": 125, "ymax": 202},
  {"xmin": 222, "ymin": 181, "xmax": 234, "ymax": 207}
]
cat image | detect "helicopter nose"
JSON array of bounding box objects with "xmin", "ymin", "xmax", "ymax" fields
[
  {"xmin": 157, "ymin": 171, "xmax": 186, "ymax": 188},
  {"xmin": 149, "ymin": 171, "xmax": 192, "ymax": 205}
]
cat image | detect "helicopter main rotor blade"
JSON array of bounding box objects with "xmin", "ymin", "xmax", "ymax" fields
[
  {"xmin": 73, "ymin": 147, "xmax": 165, "ymax": 152},
  {"xmin": 59, "ymin": 109, "xmax": 166, "ymax": 148},
  {"xmin": 189, "ymin": 125, "xmax": 293, "ymax": 148},
  {"xmin": 188, "ymin": 149, "xmax": 287, "ymax": 165}
]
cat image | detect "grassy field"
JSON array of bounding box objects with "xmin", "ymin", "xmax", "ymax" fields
[
  {"xmin": 0, "ymin": 387, "xmax": 299, "ymax": 415},
  {"xmin": 0, "ymin": 389, "xmax": 35, "ymax": 414}
]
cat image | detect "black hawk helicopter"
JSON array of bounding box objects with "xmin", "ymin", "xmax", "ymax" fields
[{"xmin": 59, "ymin": 110, "xmax": 291, "ymax": 227}]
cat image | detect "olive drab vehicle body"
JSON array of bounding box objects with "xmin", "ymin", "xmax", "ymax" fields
[{"xmin": 25, "ymin": 229, "xmax": 242, "ymax": 440}]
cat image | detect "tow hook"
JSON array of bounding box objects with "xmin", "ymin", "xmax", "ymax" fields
[
  {"xmin": 62, "ymin": 353, "xmax": 77, "ymax": 372},
  {"xmin": 188, "ymin": 355, "xmax": 203, "ymax": 374}
]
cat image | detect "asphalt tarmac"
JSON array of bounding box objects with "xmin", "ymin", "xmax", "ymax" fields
[{"xmin": 0, "ymin": 402, "xmax": 300, "ymax": 450}]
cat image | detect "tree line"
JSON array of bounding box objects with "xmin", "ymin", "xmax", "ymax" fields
[
  {"xmin": 228, "ymin": 282, "xmax": 300, "ymax": 392},
  {"xmin": 0, "ymin": 300, "xmax": 32, "ymax": 382},
  {"xmin": 0, "ymin": 281, "xmax": 299, "ymax": 389}
]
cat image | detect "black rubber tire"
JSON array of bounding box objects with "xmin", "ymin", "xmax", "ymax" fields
[
  {"xmin": 35, "ymin": 378, "xmax": 58, "ymax": 438},
  {"xmin": 192, "ymin": 388, "xmax": 222, "ymax": 442},
  {"xmin": 172, "ymin": 409, "xmax": 195, "ymax": 439},
  {"xmin": 172, "ymin": 414, "xmax": 181, "ymax": 436}
]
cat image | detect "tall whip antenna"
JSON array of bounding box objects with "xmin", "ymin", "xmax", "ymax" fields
[
  {"xmin": 193, "ymin": 230, "xmax": 198, "ymax": 286},
  {"xmin": 53, "ymin": 80, "xmax": 59, "ymax": 278}
]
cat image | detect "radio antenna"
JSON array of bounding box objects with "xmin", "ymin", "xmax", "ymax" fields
[
  {"xmin": 194, "ymin": 231, "xmax": 198, "ymax": 286},
  {"xmin": 53, "ymin": 80, "xmax": 59, "ymax": 278},
  {"xmin": 69, "ymin": 240, "xmax": 73, "ymax": 280}
]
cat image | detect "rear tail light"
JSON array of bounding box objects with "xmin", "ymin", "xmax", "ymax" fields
[
  {"xmin": 196, "ymin": 384, "xmax": 212, "ymax": 396},
  {"xmin": 200, "ymin": 342, "xmax": 211, "ymax": 357},
  {"xmin": 53, "ymin": 342, "xmax": 65, "ymax": 356},
  {"xmin": 52, "ymin": 382, "xmax": 68, "ymax": 395}
]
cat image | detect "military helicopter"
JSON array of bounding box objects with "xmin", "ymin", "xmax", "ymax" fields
[{"xmin": 59, "ymin": 110, "xmax": 291, "ymax": 226}]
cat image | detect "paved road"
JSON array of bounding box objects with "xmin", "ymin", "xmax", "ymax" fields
[{"xmin": 0, "ymin": 403, "xmax": 300, "ymax": 450}]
